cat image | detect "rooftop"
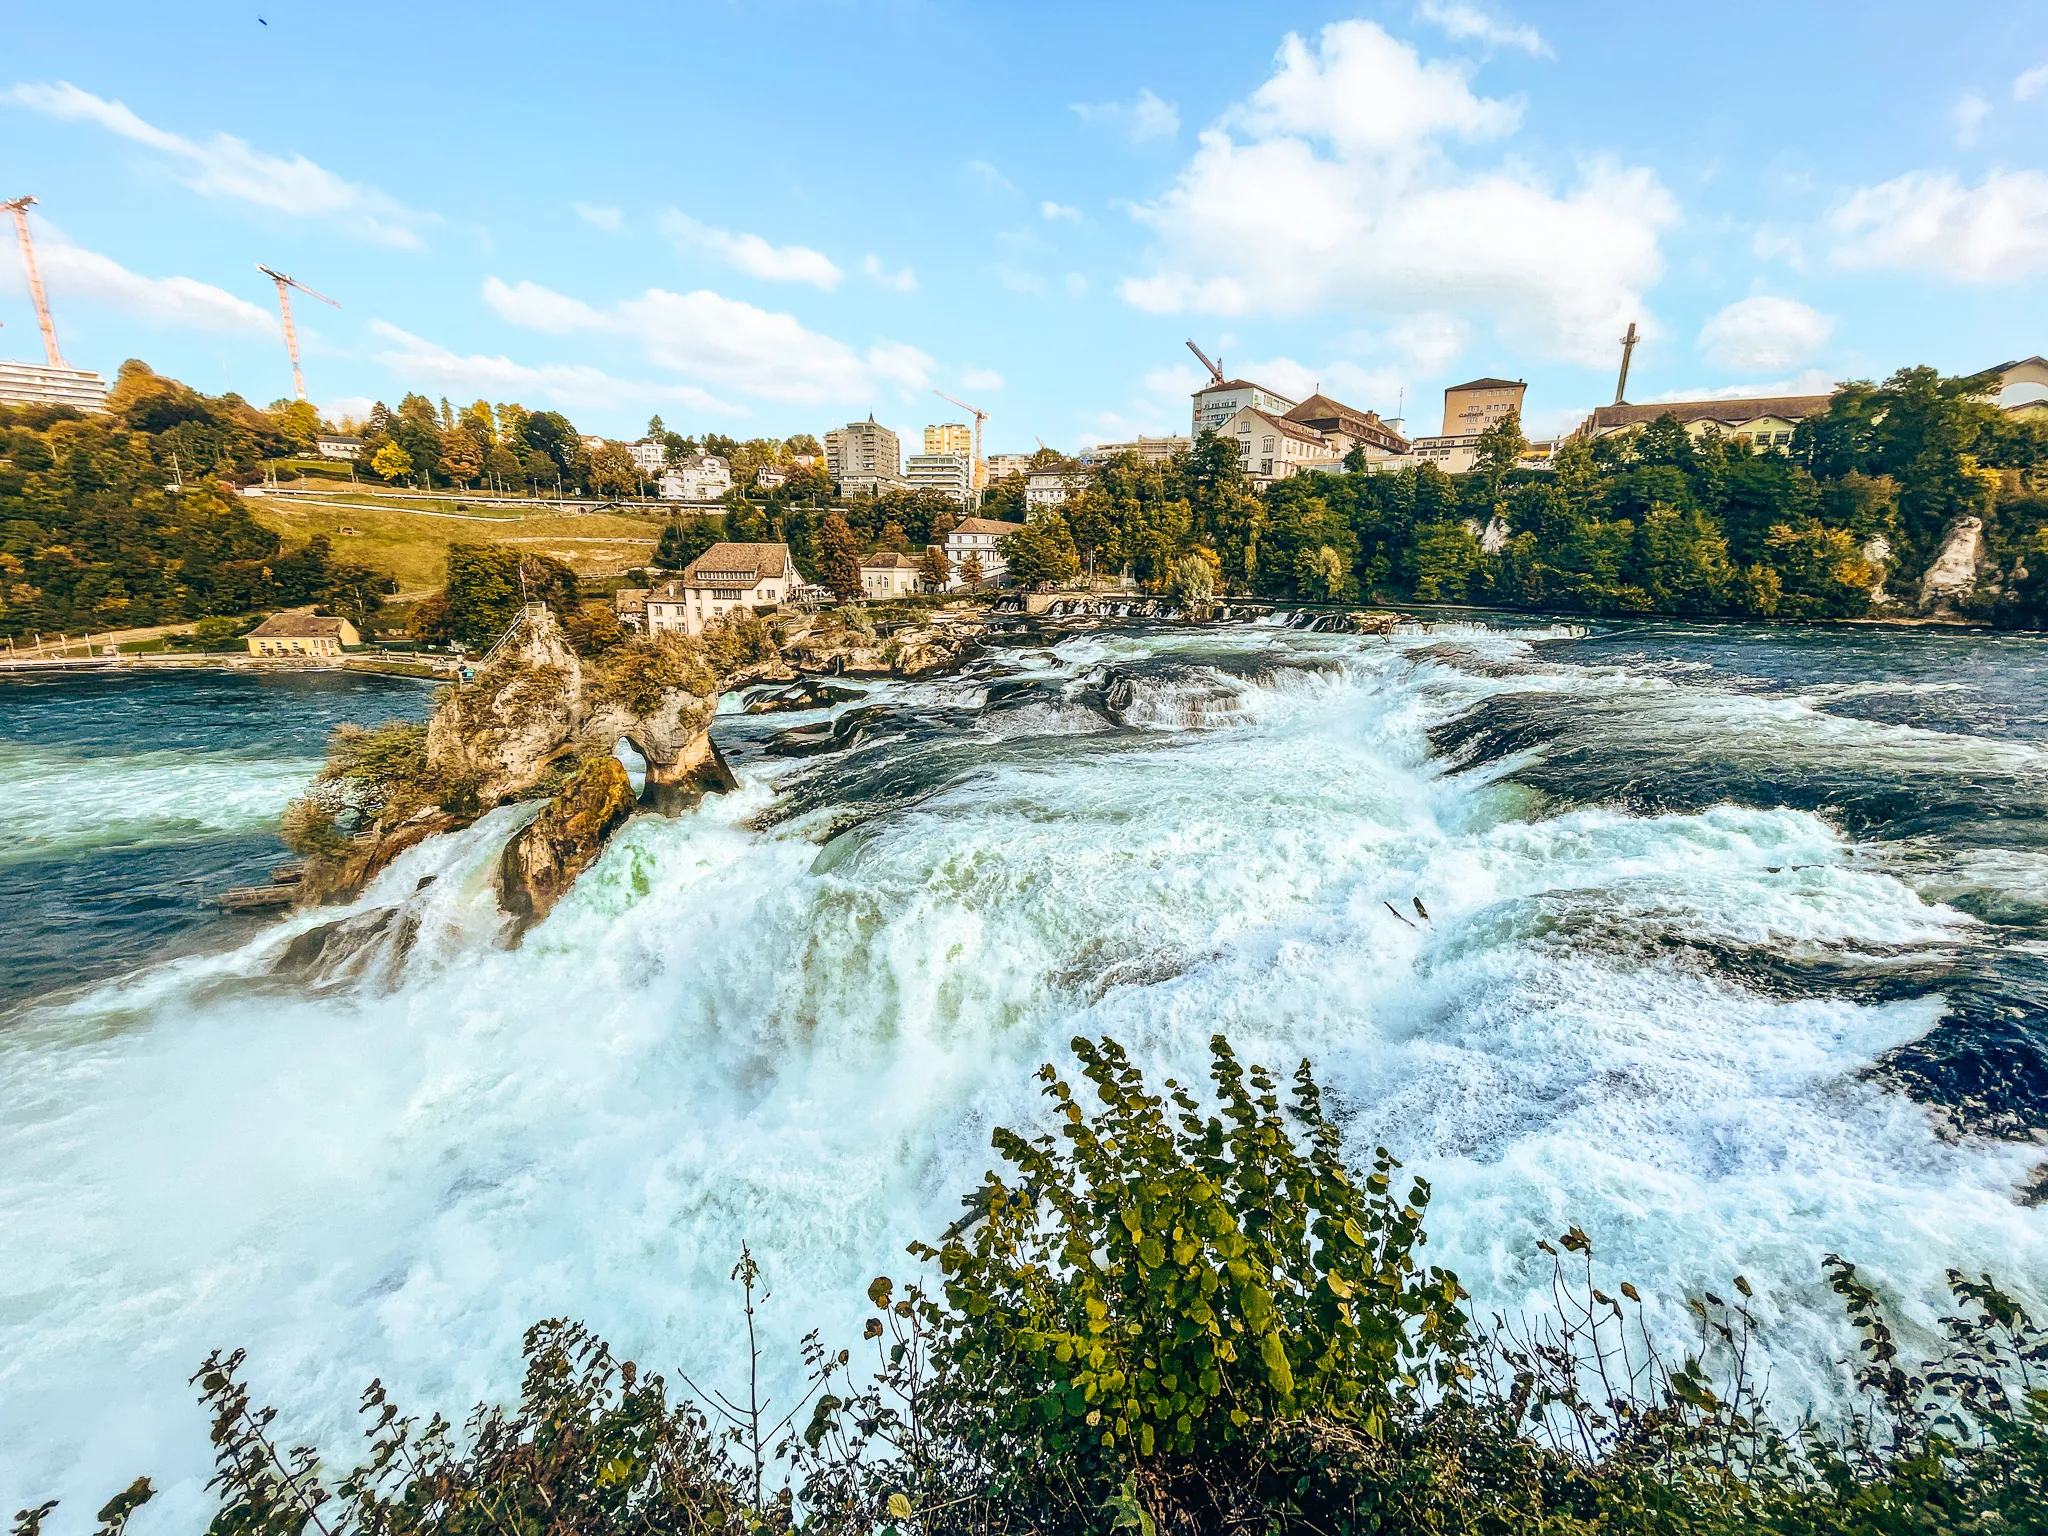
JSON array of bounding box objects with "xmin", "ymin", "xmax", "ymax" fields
[
  {"xmin": 862, "ymin": 551, "xmax": 921, "ymax": 568},
  {"xmin": 952, "ymin": 516, "xmax": 1025, "ymax": 535},
  {"xmin": 1447, "ymin": 377, "xmax": 1526, "ymax": 392},
  {"xmin": 246, "ymin": 611, "xmax": 353, "ymax": 639},
  {"xmin": 1583, "ymin": 395, "xmax": 1835, "ymax": 432},
  {"xmin": 678, "ymin": 542, "xmax": 791, "ymax": 586}
]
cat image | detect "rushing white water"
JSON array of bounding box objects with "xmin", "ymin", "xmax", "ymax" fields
[{"xmin": 3, "ymin": 623, "xmax": 2045, "ymax": 1531}]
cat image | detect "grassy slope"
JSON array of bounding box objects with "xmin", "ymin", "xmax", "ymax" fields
[{"xmin": 248, "ymin": 491, "xmax": 671, "ymax": 594}]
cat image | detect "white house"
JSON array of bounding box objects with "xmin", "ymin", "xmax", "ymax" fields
[
  {"xmin": 644, "ymin": 543, "xmax": 793, "ymax": 637},
  {"xmin": 315, "ymin": 434, "xmax": 363, "ymax": 461},
  {"xmin": 944, "ymin": 516, "xmax": 1023, "ymax": 588},
  {"xmin": 629, "ymin": 439, "xmax": 668, "ymax": 475},
  {"xmin": 756, "ymin": 463, "xmax": 787, "ymax": 488},
  {"xmin": 1025, "ymin": 462, "xmax": 1088, "ymax": 510},
  {"xmin": 860, "ymin": 550, "xmax": 924, "ymax": 599},
  {"xmin": 1191, "ymin": 378, "xmax": 1297, "ymax": 439},
  {"xmin": 659, "ymin": 454, "xmax": 733, "ymax": 502},
  {"xmin": 1216, "ymin": 405, "xmax": 1341, "ymax": 482}
]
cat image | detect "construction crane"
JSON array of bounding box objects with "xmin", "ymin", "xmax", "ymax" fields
[
  {"xmin": 1185, "ymin": 339, "xmax": 1226, "ymax": 386},
  {"xmin": 931, "ymin": 388, "xmax": 989, "ymax": 491},
  {"xmin": 3, "ymin": 196, "xmax": 66, "ymax": 367},
  {"xmin": 256, "ymin": 264, "xmax": 340, "ymax": 400},
  {"xmin": 1613, "ymin": 321, "xmax": 1639, "ymax": 406}
]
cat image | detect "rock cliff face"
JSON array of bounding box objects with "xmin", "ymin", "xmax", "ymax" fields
[
  {"xmin": 1919, "ymin": 517, "xmax": 1988, "ymax": 615},
  {"xmin": 291, "ymin": 603, "xmax": 990, "ymax": 935}
]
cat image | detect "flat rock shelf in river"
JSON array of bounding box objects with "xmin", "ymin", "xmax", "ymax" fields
[{"xmin": 2, "ymin": 617, "xmax": 2046, "ymax": 1528}]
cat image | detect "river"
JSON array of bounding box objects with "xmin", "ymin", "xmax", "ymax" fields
[{"xmin": 2, "ymin": 617, "xmax": 2045, "ymax": 1526}]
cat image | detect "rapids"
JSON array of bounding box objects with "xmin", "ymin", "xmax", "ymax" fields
[{"xmin": 3, "ymin": 619, "xmax": 2046, "ymax": 1527}]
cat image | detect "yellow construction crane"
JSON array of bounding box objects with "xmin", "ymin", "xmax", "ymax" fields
[
  {"xmin": 256, "ymin": 264, "xmax": 340, "ymax": 400},
  {"xmin": 3, "ymin": 196, "xmax": 66, "ymax": 367},
  {"xmin": 932, "ymin": 388, "xmax": 989, "ymax": 491}
]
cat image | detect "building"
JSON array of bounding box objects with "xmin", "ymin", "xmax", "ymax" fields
[
  {"xmin": 612, "ymin": 588, "xmax": 649, "ymax": 632},
  {"xmin": 861, "ymin": 550, "xmax": 924, "ymax": 600},
  {"xmin": 945, "ymin": 516, "xmax": 1023, "ymax": 587},
  {"xmin": 1441, "ymin": 378, "xmax": 1527, "ymax": 437},
  {"xmin": 906, "ymin": 452, "xmax": 974, "ymax": 504},
  {"xmin": 756, "ymin": 463, "xmax": 787, "ymax": 488},
  {"xmin": 1282, "ymin": 395, "xmax": 1408, "ymax": 463},
  {"xmin": 924, "ymin": 422, "xmax": 973, "ymax": 457},
  {"xmin": 315, "ymin": 434, "xmax": 363, "ymax": 461},
  {"xmin": 658, "ymin": 454, "xmax": 732, "ymax": 502},
  {"xmin": 824, "ymin": 416, "xmax": 904, "ymax": 497},
  {"xmin": 243, "ymin": 611, "xmax": 360, "ymax": 658},
  {"xmin": 644, "ymin": 542, "xmax": 794, "ymax": 636},
  {"xmin": 1080, "ymin": 435, "xmax": 1191, "ymax": 464},
  {"xmin": 1575, "ymin": 394, "xmax": 1835, "ymax": 453},
  {"xmin": 0, "ymin": 360, "xmax": 108, "ymax": 412},
  {"xmin": 1025, "ymin": 461, "xmax": 1090, "ymax": 510},
  {"xmin": 1991, "ymin": 356, "xmax": 2048, "ymax": 420},
  {"xmin": 984, "ymin": 452, "xmax": 1035, "ymax": 480},
  {"xmin": 1216, "ymin": 405, "xmax": 1340, "ymax": 482},
  {"xmin": 629, "ymin": 439, "xmax": 668, "ymax": 475},
  {"xmin": 1192, "ymin": 378, "xmax": 1297, "ymax": 438}
]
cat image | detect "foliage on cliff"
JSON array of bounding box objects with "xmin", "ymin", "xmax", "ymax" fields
[
  {"xmin": 0, "ymin": 363, "xmax": 394, "ymax": 639},
  {"xmin": 39, "ymin": 1037, "xmax": 2048, "ymax": 1536}
]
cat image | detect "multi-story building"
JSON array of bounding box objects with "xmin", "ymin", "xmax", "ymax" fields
[
  {"xmin": 645, "ymin": 542, "xmax": 794, "ymax": 636},
  {"xmin": 243, "ymin": 611, "xmax": 360, "ymax": 658},
  {"xmin": 1026, "ymin": 461, "xmax": 1089, "ymax": 510},
  {"xmin": 984, "ymin": 452, "xmax": 1035, "ymax": 480},
  {"xmin": 860, "ymin": 550, "xmax": 924, "ymax": 599},
  {"xmin": 315, "ymin": 434, "xmax": 364, "ymax": 461},
  {"xmin": 924, "ymin": 422, "xmax": 973, "ymax": 458},
  {"xmin": 1080, "ymin": 435, "xmax": 1192, "ymax": 464},
  {"xmin": 1441, "ymin": 378, "xmax": 1527, "ymax": 437},
  {"xmin": 1281, "ymin": 395, "xmax": 1408, "ymax": 463},
  {"xmin": 944, "ymin": 517, "xmax": 1023, "ymax": 587},
  {"xmin": 756, "ymin": 463, "xmax": 787, "ymax": 488},
  {"xmin": 1574, "ymin": 394, "xmax": 1835, "ymax": 453},
  {"xmin": 0, "ymin": 360, "xmax": 108, "ymax": 412},
  {"xmin": 1215, "ymin": 406, "xmax": 1340, "ymax": 482},
  {"xmin": 629, "ymin": 439, "xmax": 668, "ymax": 475},
  {"xmin": 906, "ymin": 452, "xmax": 974, "ymax": 505},
  {"xmin": 658, "ymin": 454, "xmax": 732, "ymax": 502},
  {"xmin": 824, "ymin": 416, "xmax": 904, "ymax": 496},
  {"xmin": 1191, "ymin": 378, "xmax": 1297, "ymax": 439}
]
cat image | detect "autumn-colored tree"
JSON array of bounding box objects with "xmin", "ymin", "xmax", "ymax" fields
[
  {"xmin": 372, "ymin": 442, "xmax": 414, "ymax": 483},
  {"xmin": 959, "ymin": 551, "xmax": 986, "ymax": 588},
  {"xmin": 919, "ymin": 544, "xmax": 952, "ymax": 590},
  {"xmin": 438, "ymin": 427, "xmax": 485, "ymax": 487},
  {"xmin": 587, "ymin": 442, "xmax": 639, "ymax": 499},
  {"xmin": 816, "ymin": 511, "xmax": 864, "ymax": 598}
]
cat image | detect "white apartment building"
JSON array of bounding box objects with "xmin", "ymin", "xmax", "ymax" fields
[
  {"xmin": 984, "ymin": 452, "xmax": 1035, "ymax": 480},
  {"xmin": 1025, "ymin": 462, "xmax": 1089, "ymax": 510},
  {"xmin": 944, "ymin": 517, "xmax": 1022, "ymax": 587},
  {"xmin": 315, "ymin": 434, "xmax": 364, "ymax": 460},
  {"xmin": 860, "ymin": 550, "xmax": 924, "ymax": 599},
  {"xmin": 659, "ymin": 454, "xmax": 732, "ymax": 502},
  {"xmin": 645, "ymin": 542, "xmax": 793, "ymax": 636},
  {"xmin": 1217, "ymin": 405, "xmax": 1340, "ymax": 482},
  {"xmin": 1191, "ymin": 378, "xmax": 1297, "ymax": 439},
  {"xmin": 824, "ymin": 416, "xmax": 903, "ymax": 495},
  {"xmin": 1081, "ymin": 435, "xmax": 1191, "ymax": 465},
  {"xmin": 629, "ymin": 439, "xmax": 668, "ymax": 475},
  {"xmin": 906, "ymin": 452, "xmax": 974, "ymax": 504},
  {"xmin": 0, "ymin": 361, "xmax": 108, "ymax": 412}
]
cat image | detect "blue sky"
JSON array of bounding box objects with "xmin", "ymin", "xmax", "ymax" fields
[{"xmin": 5, "ymin": 1, "xmax": 2047, "ymax": 452}]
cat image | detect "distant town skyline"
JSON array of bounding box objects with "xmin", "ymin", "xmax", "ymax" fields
[{"xmin": 4, "ymin": 1, "xmax": 2046, "ymax": 450}]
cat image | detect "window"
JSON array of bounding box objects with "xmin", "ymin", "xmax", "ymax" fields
[{"xmin": 1262, "ymin": 435, "xmax": 1275, "ymax": 452}]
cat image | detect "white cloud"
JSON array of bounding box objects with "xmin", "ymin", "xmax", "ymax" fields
[
  {"xmin": 1830, "ymin": 170, "xmax": 2048, "ymax": 281},
  {"xmin": 1041, "ymin": 200, "xmax": 1082, "ymax": 221},
  {"xmin": 1751, "ymin": 226, "xmax": 1808, "ymax": 271},
  {"xmin": 483, "ymin": 275, "xmax": 612, "ymax": 335},
  {"xmin": 481, "ymin": 275, "xmax": 933, "ymax": 406},
  {"xmin": 660, "ymin": 210, "xmax": 841, "ymax": 289},
  {"xmin": 2014, "ymin": 64, "xmax": 2048, "ymax": 101},
  {"xmin": 861, "ymin": 253, "xmax": 918, "ymax": 292},
  {"xmin": 1117, "ymin": 21, "xmax": 1671, "ymax": 364},
  {"xmin": 1072, "ymin": 87, "xmax": 1181, "ymax": 143},
  {"xmin": 573, "ymin": 202, "xmax": 623, "ymax": 232},
  {"xmin": 1697, "ymin": 295, "xmax": 1834, "ymax": 372},
  {"xmin": 1415, "ymin": 1, "xmax": 1553, "ymax": 58},
  {"xmin": 5, "ymin": 81, "xmax": 426, "ymax": 248},
  {"xmin": 995, "ymin": 265, "xmax": 1047, "ymax": 295},
  {"xmin": 961, "ymin": 368, "xmax": 1004, "ymax": 390},
  {"xmin": 1386, "ymin": 314, "xmax": 1471, "ymax": 369},
  {"xmin": 370, "ymin": 320, "xmax": 737, "ymax": 414},
  {"xmin": 1065, "ymin": 272, "xmax": 1090, "ymax": 297},
  {"xmin": 1954, "ymin": 92, "xmax": 1992, "ymax": 146},
  {"xmin": 322, "ymin": 395, "xmax": 375, "ymax": 427},
  {"xmin": 968, "ymin": 160, "xmax": 1019, "ymax": 194},
  {"xmin": 0, "ymin": 228, "xmax": 275, "ymax": 334}
]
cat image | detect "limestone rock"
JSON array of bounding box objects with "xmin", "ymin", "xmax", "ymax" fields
[
  {"xmin": 1919, "ymin": 517, "xmax": 1987, "ymax": 615},
  {"xmin": 497, "ymin": 755, "xmax": 638, "ymax": 934}
]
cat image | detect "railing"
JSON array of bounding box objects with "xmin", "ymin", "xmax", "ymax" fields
[{"xmin": 477, "ymin": 602, "xmax": 549, "ymax": 670}]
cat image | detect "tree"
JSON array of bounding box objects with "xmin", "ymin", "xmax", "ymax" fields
[
  {"xmin": 815, "ymin": 511, "xmax": 864, "ymax": 598},
  {"xmin": 1474, "ymin": 408, "xmax": 1529, "ymax": 491},
  {"xmin": 372, "ymin": 442, "xmax": 413, "ymax": 483},
  {"xmin": 587, "ymin": 442, "xmax": 638, "ymax": 499},
  {"xmin": 959, "ymin": 551, "xmax": 986, "ymax": 589},
  {"xmin": 656, "ymin": 514, "xmax": 719, "ymax": 571},
  {"xmin": 438, "ymin": 426, "xmax": 484, "ymax": 487},
  {"xmin": 919, "ymin": 544, "xmax": 952, "ymax": 590},
  {"xmin": 1166, "ymin": 548, "xmax": 1219, "ymax": 601},
  {"xmin": 999, "ymin": 514, "xmax": 1080, "ymax": 587},
  {"xmin": 442, "ymin": 543, "xmax": 578, "ymax": 647}
]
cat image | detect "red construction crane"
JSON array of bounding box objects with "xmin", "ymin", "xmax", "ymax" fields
[
  {"xmin": 256, "ymin": 264, "xmax": 340, "ymax": 400},
  {"xmin": 3, "ymin": 196, "xmax": 66, "ymax": 367},
  {"xmin": 1185, "ymin": 339, "xmax": 1226, "ymax": 386},
  {"xmin": 931, "ymin": 388, "xmax": 989, "ymax": 491}
]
